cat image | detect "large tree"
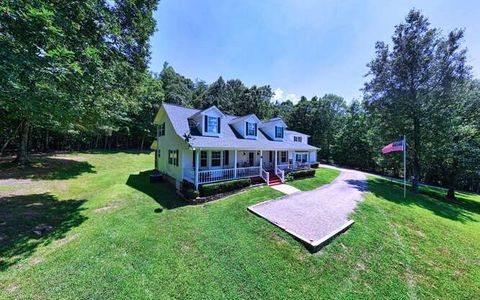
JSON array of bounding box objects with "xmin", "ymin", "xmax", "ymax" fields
[
  {"xmin": 0, "ymin": 0, "xmax": 159, "ymax": 163},
  {"xmin": 363, "ymin": 9, "xmax": 470, "ymax": 192}
]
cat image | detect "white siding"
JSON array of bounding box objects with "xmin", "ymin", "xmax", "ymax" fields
[{"xmin": 156, "ymin": 108, "xmax": 190, "ymax": 189}]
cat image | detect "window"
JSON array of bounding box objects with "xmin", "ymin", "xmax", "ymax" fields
[
  {"xmin": 224, "ymin": 150, "xmax": 229, "ymax": 166},
  {"xmin": 205, "ymin": 116, "xmax": 220, "ymax": 134},
  {"xmin": 158, "ymin": 123, "xmax": 165, "ymax": 136},
  {"xmin": 201, "ymin": 151, "xmax": 207, "ymax": 167},
  {"xmin": 168, "ymin": 150, "xmax": 178, "ymax": 166},
  {"xmin": 211, "ymin": 151, "xmax": 221, "ymax": 167},
  {"xmin": 280, "ymin": 151, "xmax": 287, "ymax": 163},
  {"xmin": 295, "ymin": 153, "xmax": 308, "ymax": 163},
  {"xmin": 294, "ymin": 136, "xmax": 302, "ymax": 142},
  {"xmin": 246, "ymin": 122, "xmax": 257, "ymax": 136},
  {"xmin": 275, "ymin": 126, "xmax": 284, "ymax": 139},
  {"xmin": 157, "ymin": 149, "xmax": 161, "ymax": 158}
]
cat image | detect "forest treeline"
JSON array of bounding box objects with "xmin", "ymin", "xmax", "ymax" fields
[{"xmin": 1, "ymin": 3, "xmax": 479, "ymax": 196}]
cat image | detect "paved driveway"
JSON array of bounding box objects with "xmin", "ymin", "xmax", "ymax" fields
[{"xmin": 248, "ymin": 169, "xmax": 367, "ymax": 251}]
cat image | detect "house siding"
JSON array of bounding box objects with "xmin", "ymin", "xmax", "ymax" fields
[{"xmin": 156, "ymin": 107, "xmax": 190, "ymax": 189}]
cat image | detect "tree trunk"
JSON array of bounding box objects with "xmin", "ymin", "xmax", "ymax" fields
[
  {"xmin": 95, "ymin": 135, "xmax": 99, "ymax": 149},
  {"xmin": 104, "ymin": 135, "xmax": 108, "ymax": 150},
  {"xmin": 140, "ymin": 134, "xmax": 145, "ymax": 151},
  {"xmin": 446, "ymin": 187, "xmax": 456, "ymax": 200},
  {"xmin": 15, "ymin": 120, "xmax": 30, "ymax": 165},
  {"xmin": 412, "ymin": 117, "xmax": 421, "ymax": 193},
  {"xmin": 45, "ymin": 130, "xmax": 50, "ymax": 152}
]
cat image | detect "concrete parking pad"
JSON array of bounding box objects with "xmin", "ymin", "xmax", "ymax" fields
[
  {"xmin": 270, "ymin": 184, "xmax": 301, "ymax": 195},
  {"xmin": 249, "ymin": 170, "xmax": 367, "ymax": 251}
]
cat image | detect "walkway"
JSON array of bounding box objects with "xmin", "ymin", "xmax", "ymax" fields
[{"xmin": 248, "ymin": 170, "xmax": 367, "ymax": 251}]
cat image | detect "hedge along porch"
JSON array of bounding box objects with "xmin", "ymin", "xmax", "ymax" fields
[{"xmin": 182, "ymin": 148, "xmax": 316, "ymax": 190}]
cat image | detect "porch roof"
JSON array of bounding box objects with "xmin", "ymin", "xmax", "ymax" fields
[{"xmin": 163, "ymin": 103, "xmax": 319, "ymax": 151}]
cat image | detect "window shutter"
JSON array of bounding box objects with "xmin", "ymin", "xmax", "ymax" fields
[
  {"xmin": 217, "ymin": 117, "xmax": 221, "ymax": 133},
  {"xmin": 204, "ymin": 115, "xmax": 208, "ymax": 132},
  {"xmin": 245, "ymin": 122, "xmax": 248, "ymax": 135},
  {"xmin": 254, "ymin": 123, "xmax": 257, "ymax": 136}
]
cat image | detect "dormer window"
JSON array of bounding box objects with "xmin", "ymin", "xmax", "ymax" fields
[
  {"xmin": 205, "ymin": 116, "xmax": 220, "ymax": 134},
  {"xmin": 275, "ymin": 126, "xmax": 284, "ymax": 139},
  {"xmin": 246, "ymin": 122, "xmax": 257, "ymax": 137},
  {"xmin": 294, "ymin": 136, "xmax": 302, "ymax": 142}
]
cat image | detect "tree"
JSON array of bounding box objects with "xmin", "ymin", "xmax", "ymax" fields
[
  {"xmin": 0, "ymin": 0, "xmax": 159, "ymax": 163},
  {"xmin": 160, "ymin": 62, "xmax": 194, "ymax": 106},
  {"xmin": 332, "ymin": 100, "xmax": 375, "ymax": 169},
  {"xmin": 363, "ymin": 9, "xmax": 470, "ymax": 192}
]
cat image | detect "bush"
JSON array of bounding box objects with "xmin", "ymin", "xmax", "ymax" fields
[
  {"xmin": 200, "ymin": 178, "xmax": 251, "ymax": 197},
  {"xmin": 290, "ymin": 169, "xmax": 316, "ymax": 179},
  {"xmin": 310, "ymin": 162, "xmax": 319, "ymax": 168},
  {"xmin": 183, "ymin": 189, "xmax": 199, "ymax": 200},
  {"xmin": 180, "ymin": 180, "xmax": 198, "ymax": 200}
]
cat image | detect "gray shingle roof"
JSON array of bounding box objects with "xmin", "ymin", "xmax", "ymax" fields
[{"xmin": 162, "ymin": 103, "xmax": 319, "ymax": 151}]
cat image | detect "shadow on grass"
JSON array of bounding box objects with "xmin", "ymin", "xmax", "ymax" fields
[
  {"xmin": 0, "ymin": 193, "xmax": 87, "ymax": 270},
  {"xmin": 126, "ymin": 170, "xmax": 186, "ymax": 210},
  {"xmin": 0, "ymin": 157, "xmax": 95, "ymax": 180},
  {"xmin": 368, "ymin": 177, "xmax": 479, "ymax": 223}
]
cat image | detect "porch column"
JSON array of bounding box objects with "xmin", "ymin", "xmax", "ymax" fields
[
  {"xmin": 155, "ymin": 125, "xmax": 160, "ymax": 170},
  {"xmin": 234, "ymin": 149, "xmax": 238, "ymax": 178},
  {"xmin": 274, "ymin": 150, "xmax": 277, "ymax": 171},
  {"xmin": 194, "ymin": 149, "xmax": 200, "ymax": 191},
  {"xmin": 259, "ymin": 150, "xmax": 263, "ymax": 175}
]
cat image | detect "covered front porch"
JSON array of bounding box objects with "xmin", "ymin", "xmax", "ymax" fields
[{"xmin": 183, "ymin": 149, "xmax": 315, "ymax": 189}]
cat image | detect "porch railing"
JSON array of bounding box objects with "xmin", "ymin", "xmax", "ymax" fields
[
  {"xmin": 261, "ymin": 168, "xmax": 270, "ymax": 185},
  {"xmin": 186, "ymin": 166, "xmax": 262, "ymax": 185},
  {"xmin": 275, "ymin": 166, "xmax": 285, "ymax": 183}
]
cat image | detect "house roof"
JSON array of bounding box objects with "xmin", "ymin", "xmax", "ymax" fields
[
  {"xmin": 161, "ymin": 103, "xmax": 319, "ymax": 151},
  {"xmin": 286, "ymin": 130, "xmax": 311, "ymax": 137},
  {"xmin": 229, "ymin": 114, "xmax": 261, "ymax": 125}
]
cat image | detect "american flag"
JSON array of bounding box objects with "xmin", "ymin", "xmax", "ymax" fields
[{"xmin": 382, "ymin": 140, "xmax": 405, "ymax": 154}]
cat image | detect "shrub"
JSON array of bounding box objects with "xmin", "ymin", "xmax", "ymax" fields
[
  {"xmin": 310, "ymin": 162, "xmax": 320, "ymax": 168},
  {"xmin": 285, "ymin": 173, "xmax": 294, "ymax": 182},
  {"xmin": 290, "ymin": 169, "xmax": 316, "ymax": 179},
  {"xmin": 183, "ymin": 189, "xmax": 199, "ymax": 200},
  {"xmin": 200, "ymin": 178, "xmax": 251, "ymax": 197},
  {"xmin": 180, "ymin": 180, "xmax": 198, "ymax": 200}
]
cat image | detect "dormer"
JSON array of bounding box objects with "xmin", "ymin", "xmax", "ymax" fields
[
  {"xmin": 229, "ymin": 114, "xmax": 261, "ymax": 140},
  {"xmin": 285, "ymin": 130, "xmax": 309, "ymax": 144},
  {"xmin": 189, "ymin": 106, "xmax": 225, "ymax": 137},
  {"xmin": 259, "ymin": 117, "xmax": 287, "ymax": 141}
]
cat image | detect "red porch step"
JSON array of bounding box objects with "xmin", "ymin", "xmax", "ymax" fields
[{"xmin": 268, "ymin": 173, "xmax": 282, "ymax": 186}]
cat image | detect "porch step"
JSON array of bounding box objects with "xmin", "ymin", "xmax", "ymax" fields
[{"xmin": 268, "ymin": 174, "xmax": 282, "ymax": 186}]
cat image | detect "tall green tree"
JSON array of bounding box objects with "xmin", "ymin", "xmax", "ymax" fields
[
  {"xmin": 0, "ymin": 0, "xmax": 159, "ymax": 163},
  {"xmin": 364, "ymin": 9, "xmax": 470, "ymax": 192}
]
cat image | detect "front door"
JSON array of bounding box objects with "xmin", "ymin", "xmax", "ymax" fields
[{"xmin": 248, "ymin": 152, "xmax": 254, "ymax": 166}]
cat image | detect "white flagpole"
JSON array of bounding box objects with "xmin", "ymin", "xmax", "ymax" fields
[{"xmin": 403, "ymin": 135, "xmax": 406, "ymax": 199}]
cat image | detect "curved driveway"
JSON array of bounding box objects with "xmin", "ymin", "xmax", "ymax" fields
[{"xmin": 248, "ymin": 169, "xmax": 367, "ymax": 250}]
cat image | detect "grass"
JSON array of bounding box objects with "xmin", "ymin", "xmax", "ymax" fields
[
  {"xmin": 287, "ymin": 167, "xmax": 341, "ymax": 191},
  {"xmin": 0, "ymin": 152, "xmax": 479, "ymax": 299}
]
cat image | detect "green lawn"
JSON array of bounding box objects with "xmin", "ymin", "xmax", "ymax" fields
[
  {"xmin": 0, "ymin": 152, "xmax": 479, "ymax": 299},
  {"xmin": 287, "ymin": 167, "xmax": 341, "ymax": 191}
]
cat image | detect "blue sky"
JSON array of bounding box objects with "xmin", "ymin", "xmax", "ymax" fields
[{"xmin": 150, "ymin": 0, "xmax": 480, "ymax": 103}]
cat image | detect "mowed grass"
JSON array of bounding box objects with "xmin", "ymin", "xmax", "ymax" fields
[
  {"xmin": 287, "ymin": 167, "xmax": 340, "ymax": 191},
  {"xmin": 0, "ymin": 152, "xmax": 479, "ymax": 299}
]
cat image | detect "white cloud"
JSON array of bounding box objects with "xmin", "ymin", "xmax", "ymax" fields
[
  {"xmin": 271, "ymin": 88, "xmax": 300, "ymax": 103},
  {"xmin": 272, "ymin": 88, "xmax": 284, "ymax": 100},
  {"xmin": 286, "ymin": 93, "xmax": 300, "ymax": 103}
]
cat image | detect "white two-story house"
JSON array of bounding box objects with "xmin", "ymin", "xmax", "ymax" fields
[{"xmin": 153, "ymin": 103, "xmax": 318, "ymax": 190}]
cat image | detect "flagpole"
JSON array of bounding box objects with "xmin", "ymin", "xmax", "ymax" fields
[{"xmin": 403, "ymin": 135, "xmax": 406, "ymax": 199}]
